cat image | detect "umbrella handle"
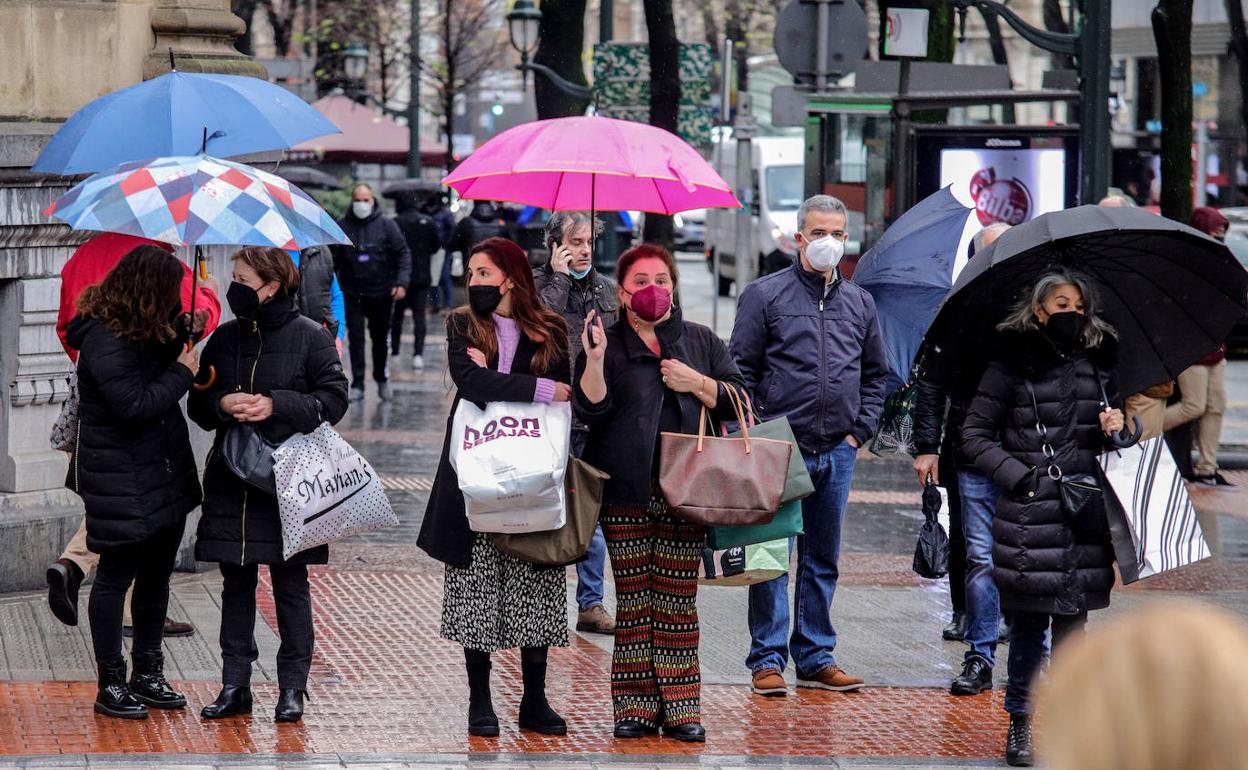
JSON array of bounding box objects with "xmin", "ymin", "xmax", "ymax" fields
[
  {"xmin": 192, "ymin": 365, "xmax": 217, "ymax": 392},
  {"xmin": 1107, "ymin": 415, "xmax": 1143, "ymax": 449}
]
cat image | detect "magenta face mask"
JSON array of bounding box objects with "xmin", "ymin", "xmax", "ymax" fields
[{"xmin": 625, "ymin": 284, "xmax": 672, "ymax": 323}]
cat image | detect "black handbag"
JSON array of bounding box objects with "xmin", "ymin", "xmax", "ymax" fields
[
  {"xmin": 1025, "ymin": 381, "xmax": 1104, "ymax": 531},
  {"xmin": 219, "ymin": 423, "xmax": 281, "ymax": 494},
  {"xmin": 912, "ymin": 481, "xmax": 950, "ymax": 579}
]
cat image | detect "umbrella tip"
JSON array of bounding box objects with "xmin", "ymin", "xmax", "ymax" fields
[{"xmin": 168, "ymin": 47, "xmax": 176, "ymax": 72}]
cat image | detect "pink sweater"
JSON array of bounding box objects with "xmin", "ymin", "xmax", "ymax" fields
[{"xmin": 494, "ymin": 314, "xmax": 557, "ymax": 403}]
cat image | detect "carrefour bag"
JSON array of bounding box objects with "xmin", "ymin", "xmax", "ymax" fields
[
  {"xmin": 450, "ymin": 400, "xmax": 571, "ymax": 533},
  {"xmin": 273, "ymin": 422, "xmax": 397, "ymax": 560},
  {"xmin": 697, "ymin": 539, "xmax": 789, "ymax": 586}
]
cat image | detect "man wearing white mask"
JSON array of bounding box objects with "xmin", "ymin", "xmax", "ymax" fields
[
  {"xmin": 334, "ymin": 184, "xmax": 412, "ymax": 402},
  {"xmin": 729, "ymin": 194, "xmax": 888, "ymax": 697}
]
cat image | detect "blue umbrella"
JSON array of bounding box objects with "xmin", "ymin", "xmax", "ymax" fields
[
  {"xmin": 853, "ymin": 186, "xmax": 975, "ymax": 393},
  {"xmin": 33, "ymin": 71, "xmax": 340, "ymax": 175}
]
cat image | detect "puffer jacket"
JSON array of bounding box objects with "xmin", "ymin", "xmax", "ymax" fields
[
  {"xmin": 188, "ymin": 295, "xmax": 349, "ymax": 565},
  {"xmin": 961, "ymin": 328, "xmax": 1119, "ymax": 616},
  {"xmin": 296, "ymin": 245, "xmax": 338, "ymax": 336},
  {"xmin": 67, "ymin": 317, "xmax": 202, "ymax": 552},
  {"xmin": 730, "ymin": 264, "xmax": 889, "ymax": 454},
  {"xmin": 912, "ymin": 337, "xmax": 996, "ymax": 467},
  {"xmin": 334, "ymin": 204, "xmax": 412, "ymax": 297}
]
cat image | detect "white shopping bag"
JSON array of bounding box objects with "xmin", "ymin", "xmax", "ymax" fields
[
  {"xmin": 272, "ymin": 423, "xmax": 398, "ymax": 561},
  {"xmin": 1099, "ymin": 437, "xmax": 1211, "ymax": 583},
  {"xmin": 450, "ymin": 400, "xmax": 571, "ymax": 533}
]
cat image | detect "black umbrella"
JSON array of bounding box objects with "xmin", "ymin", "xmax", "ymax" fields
[
  {"xmin": 924, "ymin": 205, "xmax": 1248, "ymax": 398},
  {"xmin": 382, "ymin": 178, "xmax": 444, "ymax": 200},
  {"xmin": 273, "ymin": 165, "xmax": 343, "ymax": 190}
]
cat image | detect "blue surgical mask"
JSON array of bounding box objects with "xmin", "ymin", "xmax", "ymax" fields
[{"xmin": 570, "ymin": 265, "xmax": 592, "ymax": 280}]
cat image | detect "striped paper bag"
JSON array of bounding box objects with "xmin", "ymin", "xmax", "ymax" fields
[{"xmin": 1099, "ymin": 437, "xmax": 1211, "ymax": 583}]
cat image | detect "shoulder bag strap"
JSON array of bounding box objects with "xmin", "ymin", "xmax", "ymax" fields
[{"xmin": 1025, "ymin": 380, "xmax": 1062, "ymax": 480}]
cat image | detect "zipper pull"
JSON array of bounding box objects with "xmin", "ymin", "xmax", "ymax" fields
[{"xmin": 819, "ymin": 300, "xmax": 824, "ymax": 312}]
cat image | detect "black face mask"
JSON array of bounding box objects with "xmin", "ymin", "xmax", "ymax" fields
[
  {"xmin": 227, "ymin": 281, "xmax": 261, "ymax": 319},
  {"xmin": 468, "ymin": 285, "xmax": 503, "ymax": 317},
  {"xmin": 1044, "ymin": 310, "xmax": 1085, "ymax": 349}
]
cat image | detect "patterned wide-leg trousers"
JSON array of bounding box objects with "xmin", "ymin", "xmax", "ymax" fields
[{"xmin": 600, "ymin": 493, "xmax": 704, "ymax": 728}]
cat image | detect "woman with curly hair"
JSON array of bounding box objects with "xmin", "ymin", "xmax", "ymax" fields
[
  {"xmin": 418, "ymin": 236, "xmax": 572, "ymax": 738},
  {"xmin": 66, "ymin": 244, "xmax": 203, "ymax": 720}
]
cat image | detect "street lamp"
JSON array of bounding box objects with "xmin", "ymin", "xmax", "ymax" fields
[
  {"xmin": 343, "ymin": 43, "xmax": 369, "ymax": 84},
  {"xmin": 505, "ymin": 0, "xmax": 591, "ymax": 99}
]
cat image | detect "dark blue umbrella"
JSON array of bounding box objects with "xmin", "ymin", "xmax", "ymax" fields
[
  {"xmin": 853, "ymin": 186, "xmax": 974, "ymax": 392},
  {"xmin": 33, "ymin": 71, "xmax": 340, "ymax": 175}
]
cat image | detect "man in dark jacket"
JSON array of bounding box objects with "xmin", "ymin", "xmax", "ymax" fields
[
  {"xmin": 425, "ymin": 194, "xmax": 457, "ymax": 311},
  {"xmin": 446, "ymin": 200, "xmax": 505, "ymax": 269},
  {"xmin": 534, "ymin": 211, "xmax": 618, "ymax": 636},
  {"xmin": 729, "ymin": 194, "xmax": 888, "ymax": 696},
  {"xmin": 334, "ymin": 184, "xmax": 412, "ymax": 401},
  {"xmin": 390, "ymin": 194, "xmax": 441, "ymax": 369},
  {"xmin": 912, "ymin": 222, "xmax": 1010, "ymax": 696}
]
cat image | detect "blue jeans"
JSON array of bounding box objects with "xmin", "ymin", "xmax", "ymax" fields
[
  {"xmin": 1005, "ymin": 611, "xmax": 1086, "ymax": 714},
  {"xmin": 957, "ymin": 469, "xmax": 1001, "ymax": 666},
  {"xmin": 747, "ymin": 440, "xmax": 858, "ymax": 676},
  {"xmin": 576, "ymin": 526, "xmax": 608, "ymax": 610}
]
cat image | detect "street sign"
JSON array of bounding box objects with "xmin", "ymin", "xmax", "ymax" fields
[
  {"xmin": 884, "ymin": 8, "xmax": 929, "ymax": 58},
  {"xmin": 1193, "ymin": 80, "xmax": 1208, "ymax": 97},
  {"xmin": 774, "ymin": 0, "xmax": 869, "ymax": 85},
  {"xmin": 771, "ymin": 85, "xmax": 809, "ymax": 127}
]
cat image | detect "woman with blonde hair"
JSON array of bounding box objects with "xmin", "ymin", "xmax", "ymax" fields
[{"xmin": 1036, "ymin": 600, "xmax": 1248, "ymax": 770}]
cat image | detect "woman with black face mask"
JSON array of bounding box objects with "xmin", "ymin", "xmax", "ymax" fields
[
  {"xmin": 961, "ymin": 270, "xmax": 1126, "ymax": 767},
  {"xmin": 418, "ymin": 236, "xmax": 573, "ymax": 738},
  {"xmin": 188, "ymin": 246, "xmax": 348, "ymax": 724},
  {"xmin": 574, "ymin": 244, "xmax": 746, "ymax": 743}
]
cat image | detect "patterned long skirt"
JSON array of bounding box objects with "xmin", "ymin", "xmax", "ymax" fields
[
  {"xmin": 600, "ymin": 493, "xmax": 704, "ymax": 728},
  {"xmin": 441, "ymin": 533, "xmax": 569, "ymax": 652}
]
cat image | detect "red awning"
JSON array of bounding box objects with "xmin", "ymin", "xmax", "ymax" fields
[{"xmin": 288, "ymin": 94, "xmax": 446, "ymax": 166}]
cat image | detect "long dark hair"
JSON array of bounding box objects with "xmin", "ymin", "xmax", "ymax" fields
[
  {"xmin": 77, "ymin": 245, "xmax": 184, "ymax": 344},
  {"xmin": 448, "ymin": 237, "xmax": 568, "ymax": 376}
]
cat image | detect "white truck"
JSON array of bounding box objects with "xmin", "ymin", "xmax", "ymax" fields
[{"xmin": 705, "ymin": 135, "xmax": 805, "ymax": 296}]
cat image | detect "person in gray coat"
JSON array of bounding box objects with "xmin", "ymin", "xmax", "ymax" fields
[{"xmin": 533, "ymin": 211, "xmax": 618, "ymax": 636}]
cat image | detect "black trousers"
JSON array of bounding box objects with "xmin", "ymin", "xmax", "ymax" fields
[
  {"xmin": 218, "ymin": 562, "xmax": 314, "ymax": 690},
  {"xmin": 389, "ymin": 285, "xmax": 428, "ymax": 357},
  {"xmin": 945, "ymin": 469, "xmax": 967, "ymax": 615},
  {"xmin": 345, "ymin": 293, "xmax": 394, "ymax": 386},
  {"xmin": 88, "ymin": 523, "xmax": 184, "ymax": 663}
]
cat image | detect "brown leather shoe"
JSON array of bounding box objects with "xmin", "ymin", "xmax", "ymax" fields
[
  {"xmin": 122, "ymin": 617, "xmax": 195, "ymax": 639},
  {"xmin": 751, "ymin": 668, "xmax": 787, "ymax": 696},
  {"xmin": 797, "ymin": 665, "xmax": 864, "ymax": 692},
  {"xmin": 575, "ymin": 605, "xmax": 616, "ymax": 635}
]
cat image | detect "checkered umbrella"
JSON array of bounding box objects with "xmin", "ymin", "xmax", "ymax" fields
[{"xmin": 43, "ymin": 155, "xmax": 351, "ymax": 249}]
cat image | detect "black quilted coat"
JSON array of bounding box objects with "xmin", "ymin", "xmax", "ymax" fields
[
  {"xmin": 188, "ymin": 295, "xmax": 349, "ymax": 566},
  {"xmin": 961, "ymin": 328, "xmax": 1119, "ymax": 616},
  {"xmin": 66, "ymin": 317, "xmax": 203, "ymax": 553}
]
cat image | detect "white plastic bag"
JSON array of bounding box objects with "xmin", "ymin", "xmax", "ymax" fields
[
  {"xmin": 450, "ymin": 400, "xmax": 571, "ymax": 533},
  {"xmin": 272, "ymin": 423, "xmax": 397, "ymax": 560}
]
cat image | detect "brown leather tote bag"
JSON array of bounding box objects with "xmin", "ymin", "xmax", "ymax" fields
[{"xmin": 659, "ymin": 383, "xmax": 792, "ymax": 526}]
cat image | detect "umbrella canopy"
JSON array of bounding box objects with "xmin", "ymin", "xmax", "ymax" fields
[
  {"xmin": 382, "ymin": 178, "xmax": 444, "ymax": 200},
  {"xmin": 44, "ymin": 155, "xmax": 350, "ymax": 250},
  {"xmin": 32, "ymin": 72, "xmax": 340, "ymax": 176},
  {"xmin": 442, "ymin": 116, "xmax": 739, "ymax": 215},
  {"xmin": 924, "ymin": 204, "xmax": 1248, "ymax": 396},
  {"xmin": 288, "ymin": 95, "xmax": 447, "ymax": 166},
  {"xmin": 853, "ymin": 186, "xmax": 976, "ymax": 390},
  {"xmin": 275, "ymin": 165, "xmax": 344, "ymax": 190}
]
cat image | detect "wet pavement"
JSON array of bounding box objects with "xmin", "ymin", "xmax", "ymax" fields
[{"xmin": 2, "ymin": 255, "xmax": 1246, "ymax": 768}]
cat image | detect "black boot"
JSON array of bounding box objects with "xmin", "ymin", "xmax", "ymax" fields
[
  {"xmin": 1006, "ymin": 713, "xmax": 1034, "ymax": 767},
  {"xmin": 465, "ymin": 649, "xmax": 499, "ymax": 737},
  {"xmin": 94, "ymin": 657, "xmax": 148, "ymax": 720},
  {"xmin": 950, "ymin": 656, "xmax": 993, "ymax": 696},
  {"xmin": 942, "ymin": 611, "xmax": 967, "ymax": 641},
  {"xmin": 47, "ymin": 559, "xmax": 84, "ymax": 627},
  {"xmin": 518, "ymin": 646, "xmax": 567, "ymax": 736},
  {"xmin": 662, "ymin": 723, "xmax": 707, "ymax": 743},
  {"xmin": 275, "ymin": 689, "xmax": 306, "ymax": 723},
  {"xmin": 130, "ymin": 650, "xmax": 186, "ymax": 709},
  {"xmin": 200, "ymin": 685, "xmax": 253, "ymax": 719}
]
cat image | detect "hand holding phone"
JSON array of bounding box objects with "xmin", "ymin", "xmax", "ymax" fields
[{"xmin": 550, "ymin": 240, "xmax": 572, "ymax": 275}]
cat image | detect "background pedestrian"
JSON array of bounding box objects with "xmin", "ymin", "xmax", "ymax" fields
[
  {"xmin": 189, "ymin": 246, "xmax": 349, "ymax": 724},
  {"xmin": 70, "ymin": 245, "xmax": 203, "ymax": 720},
  {"xmin": 417, "ymin": 236, "xmax": 573, "ymax": 739},
  {"xmin": 390, "ymin": 193, "xmax": 441, "ymax": 370}
]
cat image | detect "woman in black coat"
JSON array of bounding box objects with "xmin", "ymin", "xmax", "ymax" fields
[
  {"xmin": 188, "ymin": 246, "xmax": 348, "ymax": 724},
  {"xmin": 961, "ymin": 270, "xmax": 1126, "ymax": 767},
  {"xmin": 575, "ymin": 244, "xmax": 745, "ymax": 743},
  {"xmin": 417, "ymin": 237, "xmax": 572, "ymax": 739},
  {"xmin": 68, "ymin": 245, "xmax": 202, "ymax": 720}
]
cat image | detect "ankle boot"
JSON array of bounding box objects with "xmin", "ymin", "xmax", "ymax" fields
[
  {"xmin": 275, "ymin": 689, "xmax": 306, "ymax": 723},
  {"xmin": 465, "ymin": 649, "xmax": 499, "ymax": 737},
  {"xmin": 1006, "ymin": 713, "xmax": 1034, "ymax": 767},
  {"xmin": 94, "ymin": 657, "xmax": 148, "ymax": 720},
  {"xmin": 518, "ymin": 646, "xmax": 567, "ymax": 736},
  {"xmin": 200, "ymin": 685, "xmax": 253, "ymax": 719},
  {"xmin": 130, "ymin": 650, "xmax": 186, "ymax": 709}
]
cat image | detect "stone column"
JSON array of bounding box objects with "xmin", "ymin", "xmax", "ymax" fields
[{"xmin": 145, "ymin": 0, "xmax": 268, "ymax": 79}]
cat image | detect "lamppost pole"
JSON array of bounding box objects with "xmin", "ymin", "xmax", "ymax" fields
[{"xmin": 408, "ymin": 0, "xmax": 421, "ymax": 178}]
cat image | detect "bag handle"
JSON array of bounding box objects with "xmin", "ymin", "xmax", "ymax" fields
[
  {"xmin": 1025, "ymin": 380, "xmax": 1063, "ymax": 480},
  {"xmin": 697, "ymin": 382, "xmax": 751, "ymax": 454}
]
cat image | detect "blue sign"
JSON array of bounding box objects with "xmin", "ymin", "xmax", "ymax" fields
[
  {"xmin": 1193, "ymin": 81, "xmax": 1208, "ymax": 97},
  {"xmin": 1146, "ymin": 119, "xmax": 1162, "ymax": 133}
]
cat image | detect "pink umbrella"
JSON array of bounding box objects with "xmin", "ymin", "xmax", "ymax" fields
[{"xmin": 442, "ymin": 116, "xmax": 739, "ymax": 215}]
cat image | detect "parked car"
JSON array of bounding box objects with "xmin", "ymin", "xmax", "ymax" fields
[{"xmin": 673, "ymin": 209, "xmax": 706, "ymax": 252}]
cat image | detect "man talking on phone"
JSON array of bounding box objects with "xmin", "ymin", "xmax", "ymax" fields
[{"xmin": 534, "ymin": 211, "xmax": 618, "ymax": 636}]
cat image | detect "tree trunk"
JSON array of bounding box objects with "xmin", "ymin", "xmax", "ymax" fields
[
  {"xmin": 643, "ymin": 0, "xmax": 679, "ymax": 248},
  {"xmin": 1224, "ymin": 0, "xmax": 1248, "ymax": 204},
  {"xmin": 1042, "ymin": 0, "xmax": 1075, "ymax": 70},
  {"xmin": 979, "ymin": 11, "xmax": 1015, "ymax": 122},
  {"xmin": 444, "ymin": 0, "xmax": 456, "ymax": 175},
  {"xmin": 533, "ymin": 0, "xmax": 591, "ymax": 119},
  {"xmin": 1152, "ymin": 0, "xmax": 1194, "ymax": 223}
]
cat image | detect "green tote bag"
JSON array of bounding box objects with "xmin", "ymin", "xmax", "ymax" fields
[{"xmin": 707, "ymin": 497, "xmax": 803, "ymax": 550}]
